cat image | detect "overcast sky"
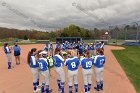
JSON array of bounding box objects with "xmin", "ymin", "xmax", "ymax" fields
[{"xmin": 0, "ymin": 0, "xmax": 140, "ymax": 31}]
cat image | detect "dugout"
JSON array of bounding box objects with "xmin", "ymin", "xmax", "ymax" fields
[{"xmin": 56, "ymin": 37, "xmax": 82, "ymax": 43}]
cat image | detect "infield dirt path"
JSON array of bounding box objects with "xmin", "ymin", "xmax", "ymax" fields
[{"xmin": 0, "ymin": 44, "xmax": 137, "ymax": 93}]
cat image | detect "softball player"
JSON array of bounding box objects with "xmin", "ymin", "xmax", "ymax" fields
[
  {"xmin": 65, "ymin": 50, "xmax": 79, "ymax": 93},
  {"xmin": 87, "ymin": 43, "xmax": 94, "ymax": 57},
  {"xmin": 81, "ymin": 49, "xmax": 94, "ymax": 93},
  {"xmin": 44, "ymin": 43, "xmax": 49, "ymax": 52},
  {"xmin": 53, "ymin": 48, "xmax": 65, "ymax": 93},
  {"xmin": 4, "ymin": 43, "xmax": 13, "ymax": 69},
  {"xmin": 13, "ymin": 43, "xmax": 21, "ymax": 65},
  {"xmin": 93, "ymin": 48, "xmax": 106, "ymax": 91},
  {"xmin": 62, "ymin": 43, "xmax": 66, "ymax": 51},
  {"xmin": 49, "ymin": 43, "xmax": 54, "ymax": 57},
  {"xmin": 27, "ymin": 48, "xmax": 40, "ymax": 92},
  {"xmin": 37, "ymin": 50, "xmax": 51, "ymax": 93}
]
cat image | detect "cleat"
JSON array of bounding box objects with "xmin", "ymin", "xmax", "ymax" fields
[{"xmin": 94, "ymin": 87, "xmax": 100, "ymax": 91}]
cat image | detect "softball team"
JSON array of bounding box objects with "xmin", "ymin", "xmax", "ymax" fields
[{"xmin": 27, "ymin": 42, "xmax": 105, "ymax": 93}]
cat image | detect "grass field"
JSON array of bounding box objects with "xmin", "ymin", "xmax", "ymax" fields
[{"xmin": 112, "ymin": 46, "xmax": 140, "ymax": 93}]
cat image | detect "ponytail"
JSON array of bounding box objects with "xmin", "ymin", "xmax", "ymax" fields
[
  {"xmin": 27, "ymin": 48, "xmax": 37, "ymax": 65},
  {"xmin": 84, "ymin": 49, "xmax": 90, "ymax": 58},
  {"xmin": 97, "ymin": 48, "xmax": 104, "ymax": 55}
]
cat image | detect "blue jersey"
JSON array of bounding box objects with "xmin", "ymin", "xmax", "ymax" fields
[
  {"xmin": 49, "ymin": 44, "xmax": 53, "ymax": 50},
  {"xmin": 81, "ymin": 58, "xmax": 94, "ymax": 69},
  {"xmin": 78, "ymin": 45, "xmax": 84, "ymax": 54},
  {"xmin": 4, "ymin": 46, "xmax": 11, "ymax": 54},
  {"xmin": 95, "ymin": 44, "xmax": 100, "ymax": 49},
  {"xmin": 94, "ymin": 55, "xmax": 105, "ymax": 68},
  {"xmin": 56, "ymin": 44, "xmax": 61, "ymax": 49},
  {"xmin": 29, "ymin": 55, "xmax": 39, "ymax": 68},
  {"xmin": 87, "ymin": 46, "xmax": 94, "ymax": 50},
  {"xmin": 65, "ymin": 56, "xmax": 79, "ymax": 71},
  {"xmin": 13, "ymin": 46, "xmax": 21, "ymax": 52},
  {"xmin": 62, "ymin": 45, "xmax": 66, "ymax": 51},
  {"xmin": 44, "ymin": 46, "xmax": 49, "ymax": 51},
  {"xmin": 53, "ymin": 54, "xmax": 64, "ymax": 67},
  {"xmin": 38, "ymin": 58, "xmax": 48, "ymax": 71}
]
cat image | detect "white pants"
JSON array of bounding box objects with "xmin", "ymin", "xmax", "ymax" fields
[
  {"xmin": 6, "ymin": 53, "xmax": 12, "ymax": 62},
  {"xmin": 55, "ymin": 66, "xmax": 65, "ymax": 82},
  {"xmin": 68, "ymin": 69, "xmax": 78, "ymax": 86},
  {"xmin": 94, "ymin": 67, "xmax": 104, "ymax": 82},
  {"xmin": 82, "ymin": 68, "xmax": 93, "ymax": 85},
  {"xmin": 41, "ymin": 70, "xmax": 50, "ymax": 85},
  {"xmin": 89, "ymin": 50, "xmax": 94, "ymax": 57},
  {"xmin": 31, "ymin": 68, "xmax": 40, "ymax": 83}
]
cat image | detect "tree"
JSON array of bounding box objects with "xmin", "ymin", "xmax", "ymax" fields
[{"xmin": 24, "ymin": 35, "xmax": 28, "ymax": 40}]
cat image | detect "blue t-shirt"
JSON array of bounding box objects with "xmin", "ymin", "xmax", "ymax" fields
[
  {"xmin": 29, "ymin": 55, "xmax": 39, "ymax": 68},
  {"xmin": 38, "ymin": 58, "xmax": 48, "ymax": 71},
  {"xmin": 65, "ymin": 56, "xmax": 79, "ymax": 71},
  {"xmin": 81, "ymin": 58, "xmax": 94, "ymax": 69},
  {"xmin": 62, "ymin": 44, "xmax": 66, "ymax": 51},
  {"xmin": 56, "ymin": 44, "xmax": 61, "ymax": 49},
  {"xmin": 13, "ymin": 46, "xmax": 21, "ymax": 52},
  {"xmin": 78, "ymin": 45, "xmax": 84, "ymax": 54},
  {"xmin": 87, "ymin": 46, "xmax": 94, "ymax": 50},
  {"xmin": 93, "ymin": 55, "xmax": 106, "ymax": 68},
  {"xmin": 44, "ymin": 46, "xmax": 49, "ymax": 51},
  {"xmin": 53, "ymin": 54, "xmax": 64, "ymax": 67}
]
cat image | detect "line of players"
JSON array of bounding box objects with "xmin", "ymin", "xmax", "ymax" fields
[{"xmin": 28, "ymin": 41, "xmax": 105, "ymax": 93}]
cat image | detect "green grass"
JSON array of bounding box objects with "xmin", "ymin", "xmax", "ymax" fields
[{"xmin": 112, "ymin": 46, "xmax": 140, "ymax": 93}]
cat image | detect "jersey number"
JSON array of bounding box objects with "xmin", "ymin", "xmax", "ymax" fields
[
  {"xmin": 39, "ymin": 63, "xmax": 43, "ymax": 69},
  {"xmin": 86, "ymin": 61, "xmax": 92, "ymax": 68},
  {"xmin": 71, "ymin": 62, "xmax": 76, "ymax": 68},
  {"xmin": 100, "ymin": 59, "xmax": 105, "ymax": 65}
]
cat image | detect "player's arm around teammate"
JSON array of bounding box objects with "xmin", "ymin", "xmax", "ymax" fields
[
  {"xmin": 81, "ymin": 49, "xmax": 94, "ymax": 93},
  {"xmin": 53, "ymin": 48, "xmax": 65, "ymax": 93},
  {"xmin": 37, "ymin": 50, "xmax": 51, "ymax": 93},
  {"xmin": 93, "ymin": 49, "xmax": 106, "ymax": 91},
  {"xmin": 65, "ymin": 50, "xmax": 80, "ymax": 93},
  {"xmin": 27, "ymin": 48, "xmax": 40, "ymax": 92}
]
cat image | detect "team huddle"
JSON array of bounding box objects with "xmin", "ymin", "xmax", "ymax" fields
[{"xmin": 27, "ymin": 41, "xmax": 105, "ymax": 93}]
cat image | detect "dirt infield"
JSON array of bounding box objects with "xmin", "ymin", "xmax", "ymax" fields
[{"xmin": 0, "ymin": 44, "xmax": 137, "ymax": 93}]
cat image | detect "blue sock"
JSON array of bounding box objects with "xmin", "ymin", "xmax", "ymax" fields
[
  {"xmin": 100, "ymin": 81, "xmax": 103, "ymax": 90},
  {"xmin": 57, "ymin": 80, "xmax": 61, "ymax": 89},
  {"xmin": 97, "ymin": 82, "xmax": 100, "ymax": 91},
  {"xmin": 61, "ymin": 82, "xmax": 65, "ymax": 93},
  {"xmin": 88, "ymin": 84, "xmax": 91, "ymax": 91},
  {"xmin": 74, "ymin": 84, "xmax": 78, "ymax": 92},
  {"xmin": 33, "ymin": 82, "xmax": 37, "ymax": 91},
  {"xmin": 46, "ymin": 85, "xmax": 49, "ymax": 93},
  {"xmin": 37, "ymin": 79, "xmax": 39, "ymax": 86},
  {"xmin": 69, "ymin": 86, "xmax": 72, "ymax": 93},
  {"xmin": 41, "ymin": 86, "xmax": 45, "ymax": 93},
  {"xmin": 8, "ymin": 62, "xmax": 11, "ymax": 68},
  {"xmin": 84, "ymin": 85, "xmax": 88, "ymax": 92},
  {"xmin": 41, "ymin": 83, "xmax": 45, "ymax": 93}
]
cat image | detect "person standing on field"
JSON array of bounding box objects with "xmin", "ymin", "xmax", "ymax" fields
[
  {"xmin": 65, "ymin": 50, "xmax": 79, "ymax": 93},
  {"xmin": 81, "ymin": 49, "xmax": 94, "ymax": 93},
  {"xmin": 13, "ymin": 43, "xmax": 21, "ymax": 65},
  {"xmin": 4, "ymin": 43, "xmax": 13, "ymax": 69},
  {"xmin": 94, "ymin": 49, "xmax": 106, "ymax": 91}
]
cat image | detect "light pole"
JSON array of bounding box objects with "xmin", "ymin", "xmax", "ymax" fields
[{"xmin": 133, "ymin": 22, "xmax": 139, "ymax": 42}]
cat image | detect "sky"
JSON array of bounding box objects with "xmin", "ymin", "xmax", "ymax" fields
[{"xmin": 0, "ymin": 0, "xmax": 140, "ymax": 31}]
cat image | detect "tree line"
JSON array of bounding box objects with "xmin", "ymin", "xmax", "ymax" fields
[{"xmin": 0, "ymin": 24, "xmax": 108, "ymax": 41}]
